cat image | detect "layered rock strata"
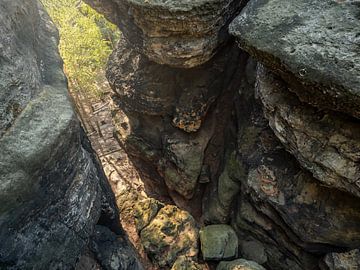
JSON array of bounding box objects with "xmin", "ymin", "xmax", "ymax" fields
[
  {"xmin": 86, "ymin": 0, "xmax": 360, "ymax": 269},
  {"xmin": 108, "ymin": 37, "xmax": 245, "ymax": 200},
  {"xmin": 229, "ymin": 0, "xmax": 360, "ymax": 269},
  {"xmin": 84, "ymin": 0, "xmax": 247, "ymax": 68},
  {"xmin": 0, "ymin": 1, "xmax": 140, "ymax": 269},
  {"xmin": 257, "ymin": 65, "xmax": 360, "ymax": 198}
]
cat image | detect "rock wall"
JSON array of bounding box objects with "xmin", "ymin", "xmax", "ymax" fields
[
  {"xmin": 86, "ymin": 0, "xmax": 360, "ymax": 269},
  {"xmin": 3, "ymin": 0, "xmax": 359, "ymax": 269},
  {"xmin": 0, "ymin": 1, "xmax": 141, "ymax": 269}
]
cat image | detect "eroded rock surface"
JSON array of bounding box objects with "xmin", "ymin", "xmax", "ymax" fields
[
  {"xmin": 89, "ymin": 226, "xmax": 143, "ymax": 270},
  {"xmin": 109, "ymin": 37, "xmax": 245, "ymax": 199},
  {"xmin": 139, "ymin": 205, "xmax": 199, "ymax": 268},
  {"xmin": 0, "ymin": 1, "xmax": 140, "ymax": 269},
  {"xmin": 257, "ymin": 65, "xmax": 360, "ymax": 198},
  {"xmin": 171, "ymin": 256, "xmax": 208, "ymax": 270},
  {"xmin": 200, "ymin": 225, "xmax": 238, "ymax": 261},
  {"xmin": 230, "ymin": 0, "xmax": 360, "ymax": 118},
  {"xmin": 322, "ymin": 249, "xmax": 360, "ymax": 270},
  {"xmin": 85, "ymin": 0, "xmax": 246, "ymax": 68},
  {"xmin": 227, "ymin": 3, "xmax": 360, "ymax": 269}
]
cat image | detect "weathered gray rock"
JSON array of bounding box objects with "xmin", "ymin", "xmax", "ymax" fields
[
  {"xmin": 245, "ymin": 161, "xmax": 360, "ymax": 249},
  {"xmin": 0, "ymin": 1, "xmax": 138, "ymax": 269},
  {"xmin": 217, "ymin": 259, "xmax": 266, "ymax": 270},
  {"xmin": 201, "ymin": 59, "xmax": 360, "ymax": 269},
  {"xmin": 257, "ymin": 65, "xmax": 360, "ymax": 198},
  {"xmin": 202, "ymin": 57, "xmax": 256, "ymax": 225},
  {"xmin": 85, "ymin": 0, "xmax": 246, "ymax": 67},
  {"xmin": 232, "ymin": 72, "xmax": 360, "ymax": 270},
  {"xmin": 220, "ymin": 62, "xmax": 318, "ymax": 270},
  {"xmin": 200, "ymin": 225, "xmax": 238, "ymax": 261},
  {"xmin": 107, "ymin": 37, "xmax": 242, "ymax": 130},
  {"xmin": 322, "ymin": 249, "xmax": 360, "ymax": 270},
  {"xmin": 229, "ymin": 0, "xmax": 360, "ymax": 118},
  {"xmin": 109, "ymin": 38, "xmax": 245, "ymax": 199},
  {"xmin": 203, "ymin": 150, "xmax": 245, "ymax": 224},
  {"xmin": 240, "ymin": 240, "xmax": 268, "ymax": 265}
]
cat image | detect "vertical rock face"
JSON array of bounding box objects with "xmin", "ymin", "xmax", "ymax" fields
[
  {"xmin": 257, "ymin": 65, "xmax": 360, "ymax": 198},
  {"xmin": 84, "ymin": 0, "xmax": 247, "ymax": 68},
  {"xmin": 108, "ymin": 37, "xmax": 245, "ymax": 200},
  {"xmin": 229, "ymin": 0, "xmax": 360, "ymax": 118},
  {"xmin": 229, "ymin": 0, "xmax": 360, "ymax": 269},
  {"xmin": 0, "ymin": 1, "xmax": 140, "ymax": 269},
  {"xmin": 85, "ymin": 0, "xmax": 360, "ymax": 269}
]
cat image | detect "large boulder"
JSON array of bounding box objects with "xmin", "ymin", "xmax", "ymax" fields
[
  {"xmin": 199, "ymin": 225, "xmax": 238, "ymax": 261},
  {"xmin": 139, "ymin": 205, "xmax": 199, "ymax": 267},
  {"xmin": 109, "ymin": 37, "xmax": 245, "ymax": 199},
  {"xmin": 84, "ymin": 0, "xmax": 246, "ymax": 67},
  {"xmin": 0, "ymin": 1, "xmax": 136, "ymax": 269},
  {"xmin": 229, "ymin": 0, "xmax": 360, "ymax": 118},
  {"xmin": 217, "ymin": 259, "xmax": 266, "ymax": 270}
]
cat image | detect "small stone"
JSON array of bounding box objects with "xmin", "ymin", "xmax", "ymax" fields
[
  {"xmin": 217, "ymin": 259, "xmax": 266, "ymax": 270},
  {"xmin": 200, "ymin": 224, "xmax": 238, "ymax": 261}
]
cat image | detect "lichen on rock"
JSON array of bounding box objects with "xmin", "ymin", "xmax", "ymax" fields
[{"xmin": 139, "ymin": 205, "xmax": 199, "ymax": 267}]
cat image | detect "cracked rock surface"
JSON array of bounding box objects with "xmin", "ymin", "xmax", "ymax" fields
[
  {"xmin": 257, "ymin": 65, "xmax": 360, "ymax": 198},
  {"xmin": 84, "ymin": 0, "xmax": 246, "ymax": 68}
]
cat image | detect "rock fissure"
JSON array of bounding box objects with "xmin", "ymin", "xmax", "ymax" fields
[{"xmin": 2, "ymin": 0, "xmax": 360, "ymax": 269}]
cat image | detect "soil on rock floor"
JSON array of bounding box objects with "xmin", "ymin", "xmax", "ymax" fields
[
  {"xmin": 72, "ymin": 89, "xmax": 157, "ymax": 269},
  {"xmin": 72, "ymin": 89, "xmax": 209, "ymax": 270}
]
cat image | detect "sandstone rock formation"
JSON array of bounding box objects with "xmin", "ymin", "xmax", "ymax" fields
[
  {"xmin": 139, "ymin": 205, "xmax": 199, "ymax": 268},
  {"xmin": 228, "ymin": 1, "xmax": 360, "ymax": 269},
  {"xmin": 85, "ymin": 0, "xmax": 247, "ymax": 68},
  {"xmin": 109, "ymin": 36, "xmax": 246, "ymax": 201},
  {"xmin": 72, "ymin": 0, "xmax": 360, "ymax": 269},
  {"xmin": 257, "ymin": 65, "xmax": 360, "ymax": 198},
  {"xmin": 321, "ymin": 249, "xmax": 360, "ymax": 270},
  {"xmin": 229, "ymin": 0, "xmax": 360, "ymax": 119},
  {"xmin": 0, "ymin": 1, "xmax": 141, "ymax": 269}
]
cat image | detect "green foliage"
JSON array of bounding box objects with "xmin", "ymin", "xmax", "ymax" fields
[{"xmin": 41, "ymin": 0, "xmax": 119, "ymax": 98}]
